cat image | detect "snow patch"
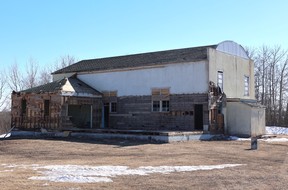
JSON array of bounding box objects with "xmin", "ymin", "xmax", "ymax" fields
[
  {"xmin": 266, "ymin": 126, "xmax": 288, "ymax": 135},
  {"xmin": 229, "ymin": 136, "xmax": 250, "ymax": 141},
  {"xmin": 229, "ymin": 127, "xmax": 288, "ymax": 142},
  {"xmin": 229, "ymin": 136, "xmax": 288, "ymax": 142},
  {"xmin": 263, "ymin": 138, "xmax": 288, "ymax": 143},
  {"xmin": 0, "ymin": 133, "xmax": 11, "ymax": 138},
  {"xmin": 27, "ymin": 164, "xmax": 243, "ymax": 183}
]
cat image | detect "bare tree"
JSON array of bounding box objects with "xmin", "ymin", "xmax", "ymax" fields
[
  {"xmin": 0, "ymin": 70, "xmax": 10, "ymax": 133},
  {"xmin": 38, "ymin": 67, "xmax": 53, "ymax": 85},
  {"xmin": 285, "ymin": 103, "xmax": 288, "ymax": 126},
  {"xmin": 249, "ymin": 45, "xmax": 288, "ymax": 126},
  {"xmin": 0, "ymin": 73, "xmax": 8, "ymax": 110},
  {"xmin": 7, "ymin": 62, "xmax": 24, "ymax": 92},
  {"xmin": 37, "ymin": 55, "xmax": 77, "ymax": 84},
  {"xmin": 24, "ymin": 58, "xmax": 39, "ymax": 89},
  {"xmin": 278, "ymin": 56, "xmax": 288, "ymax": 125},
  {"xmin": 54, "ymin": 55, "xmax": 77, "ymax": 70}
]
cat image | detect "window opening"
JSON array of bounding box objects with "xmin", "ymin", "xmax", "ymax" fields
[
  {"xmin": 217, "ymin": 71, "xmax": 223, "ymax": 92},
  {"xmin": 244, "ymin": 76, "xmax": 249, "ymax": 96},
  {"xmin": 110, "ymin": 102, "xmax": 117, "ymax": 113}
]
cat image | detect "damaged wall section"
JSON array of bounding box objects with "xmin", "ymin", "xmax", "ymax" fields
[
  {"xmin": 107, "ymin": 94, "xmax": 209, "ymax": 131},
  {"xmin": 11, "ymin": 93, "xmax": 102, "ymax": 130},
  {"xmin": 11, "ymin": 93, "xmax": 62, "ymax": 130}
]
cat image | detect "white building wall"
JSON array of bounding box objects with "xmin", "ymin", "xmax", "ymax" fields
[
  {"xmin": 251, "ymin": 107, "xmax": 266, "ymax": 136},
  {"xmin": 76, "ymin": 61, "xmax": 208, "ymax": 96},
  {"xmin": 226, "ymin": 102, "xmax": 251, "ymax": 136},
  {"xmin": 226, "ymin": 102, "xmax": 265, "ymax": 137},
  {"xmin": 208, "ymin": 48, "xmax": 255, "ymax": 99}
]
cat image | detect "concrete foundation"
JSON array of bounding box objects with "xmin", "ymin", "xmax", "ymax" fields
[{"xmin": 11, "ymin": 130, "xmax": 216, "ymax": 143}]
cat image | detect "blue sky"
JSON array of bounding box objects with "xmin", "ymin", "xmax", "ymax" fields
[{"xmin": 0, "ymin": 0, "xmax": 288, "ymax": 70}]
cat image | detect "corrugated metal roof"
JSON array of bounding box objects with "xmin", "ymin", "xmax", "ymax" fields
[{"xmin": 52, "ymin": 45, "xmax": 217, "ymax": 74}]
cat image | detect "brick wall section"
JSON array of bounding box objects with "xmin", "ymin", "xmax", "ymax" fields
[{"xmin": 109, "ymin": 94, "xmax": 209, "ymax": 131}]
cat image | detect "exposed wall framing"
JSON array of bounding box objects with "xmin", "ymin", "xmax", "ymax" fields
[{"xmin": 11, "ymin": 92, "xmax": 102, "ymax": 131}]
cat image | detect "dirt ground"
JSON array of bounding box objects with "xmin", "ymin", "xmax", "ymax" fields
[{"xmin": 0, "ymin": 136, "xmax": 287, "ymax": 190}]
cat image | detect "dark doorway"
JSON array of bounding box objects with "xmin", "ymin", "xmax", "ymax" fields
[
  {"xmin": 194, "ymin": 104, "xmax": 203, "ymax": 130},
  {"xmin": 68, "ymin": 105, "xmax": 92, "ymax": 128},
  {"xmin": 104, "ymin": 103, "xmax": 110, "ymax": 128},
  {"xmin": 21, "ymin": 99, "xmax": 27, "ymax": 116},
  {"xmin": 44, "ymin": 100, "xmax": 50, "ymax": 117}
]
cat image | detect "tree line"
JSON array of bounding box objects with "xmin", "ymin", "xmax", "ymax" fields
[
  {"xmin": 246, "ymin": 45, "xmax": 288, "ymax": 127},
  {"xmin": 0, "ymin": 55, "xmax": 76, "ymax": 133},
  {"xmin": 0, "ymin": 55, "xmax": 76, "ymax": 111}
]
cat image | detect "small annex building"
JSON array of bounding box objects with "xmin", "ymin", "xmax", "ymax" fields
[
  {"xmin": 11, "ymin": 76, "xmax": 102, "ymax": 130},
  {"xmin": 11, "ymin": 41, "xmax": 265, "ymax": 137}
]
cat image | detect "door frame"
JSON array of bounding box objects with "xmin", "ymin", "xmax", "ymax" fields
[
  {"xmin": 194, "ymin": 104, "xmax": 203, "ymax": 130},
  {"xmin": 103, "ymin": 103, "xmax": 110, "ymax": 128}
]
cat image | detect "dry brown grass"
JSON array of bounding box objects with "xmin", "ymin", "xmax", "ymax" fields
[{"xmin": 0, "ymin": 137, "xmax": 287, "ymax": 190}]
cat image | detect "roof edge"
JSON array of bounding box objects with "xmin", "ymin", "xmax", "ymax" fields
[{"xmin": 51, "ymin": 45, "xmax": 217, "ymax": 75}]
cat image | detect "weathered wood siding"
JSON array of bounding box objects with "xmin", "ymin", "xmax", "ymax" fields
[
  {"xmin": 11, "ymin": 93, "xmax": 102, "ymax": 130},
  {"xmin": 11, "ymin": 93, "xmax": 62, "ymax": 130}
]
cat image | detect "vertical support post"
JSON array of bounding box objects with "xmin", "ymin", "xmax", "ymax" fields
[
  {"xmin": 101, "ymin": 103, "xmax": 105, "ymax": 128},
  {"xmin": 251, "ymin": 136, "xmax": 258, "ymax": 150},
  {"xmin": 90, "ymin": 105, "xmax": 93, "ymax": 129}
]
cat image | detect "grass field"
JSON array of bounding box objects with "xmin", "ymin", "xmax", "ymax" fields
[{"xmin": 0, "ymin": 137, "xmax": 287, "ymax": 190}]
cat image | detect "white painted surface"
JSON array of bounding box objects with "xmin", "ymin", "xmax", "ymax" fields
[
  {"xmin": 226, "ymin": 102, "xmax": 265, "ymax": 137},
  {"xmin": 60, "ymin": 79, "xmax": 101, "ymax": 98},
  {"xmin": 60, "ymin": 91, "xmax": 100, "ymax": 98},
  {"xmin": 77, "ymin": 61, "xmax": 208, "ymax": 96},
  {"xmin": 216, "ymin": 41, "xmax": 249, "ymax": 59},
  {"xmin": 226, "ymin": 102, "xmax": 251, "ymax": 136},
  {"xmin": 208, "ymin": 48, "xmax": 255, "ymax": 99},
  {"xmin": 61, "ymin": 80, "xmax": 74, "ymax": 92}
]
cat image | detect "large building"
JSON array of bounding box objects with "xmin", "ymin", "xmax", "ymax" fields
[{"xmin": 11, "ymin": 41, "xmax": 265, "ymax": 137}]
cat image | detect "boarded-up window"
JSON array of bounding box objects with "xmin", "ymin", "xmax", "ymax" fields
[
  {"xmin": 152, "ymin": 88, "xmax": 169, "ymax": 96},
  {"xmin": 103, "ymin": 91, "xmax": 117, "ymax": 97},
  {"xmin": 152, "ymin": 89, "xmax": 160, "ymax": 96},
  {"xmin": 160, "ymin": 88, "xmax": 170, "ymax": 96},
  {"xmin": 44, "ymin": 100, "xmax": 50, "ymax": 116}
]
